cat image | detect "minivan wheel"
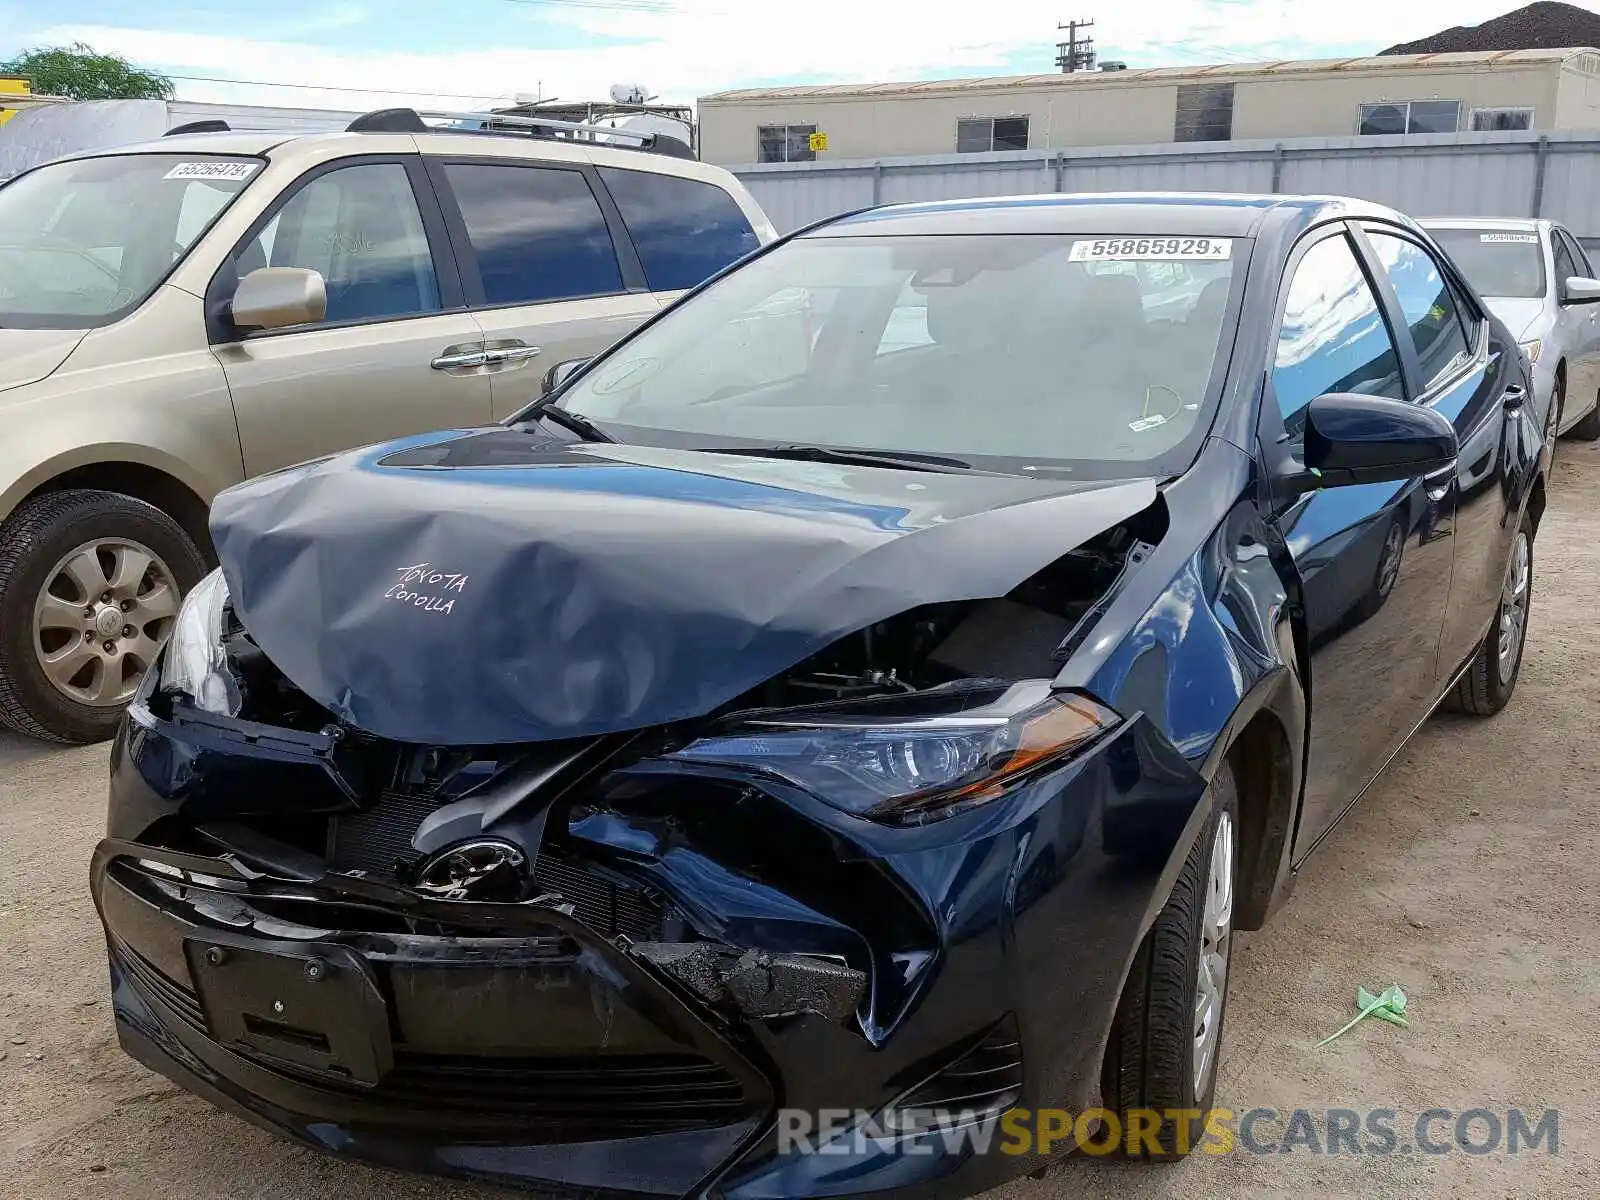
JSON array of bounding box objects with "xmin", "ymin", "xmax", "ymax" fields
[
  {"xmin": 1101, "ymin": 763, "xmax": 1238, "ymax": 1159},
  {"xmin": 0, "ymin": 490, "xmax": 206, "ymax": 744},
  {"xmin": 1443, "ymin": 512, "xmax": 1533, "ymax": 718}
]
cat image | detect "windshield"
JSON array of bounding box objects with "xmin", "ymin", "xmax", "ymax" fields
[
  {"xmin": 1428, "ymin": 227, "xmax": 1546, "ymax": 300},
  {"xmin": 551, "ymin": 232, "xmax": 1242, "ymax": 477},
  {"xmin": 0, "ymin": 153, "xmax": 262, "ymax": 328}
]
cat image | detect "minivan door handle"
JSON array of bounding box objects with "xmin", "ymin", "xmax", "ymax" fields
[
  {"xmin": 431, "ymin": 344, "xmax": 489, "ymax": 371},
  {"xmin": 482, "ymin": 340, "xmax": 543, "ymax": 368}
]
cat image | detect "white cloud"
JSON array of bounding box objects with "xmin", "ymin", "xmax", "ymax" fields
[{"xmin": 29, "ymin": 0, "xmax": 1588, "ymax": 112}]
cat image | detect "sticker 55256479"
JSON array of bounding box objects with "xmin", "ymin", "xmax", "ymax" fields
[
  {"xmin": 163, "ymin": 161, "xmax": 260, "ymax": 182},
  {"xmin": 1070, "ymin": 237, "xmax": 1233, "ymax": 262}
]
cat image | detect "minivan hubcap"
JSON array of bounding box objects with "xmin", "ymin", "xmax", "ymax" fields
[
  {"xmin": 1497, "ymin": 532, "xmax": 1531, "ymax": 685},
  {"xmin": 1194, "ymin": 810, "xmax": 1235, "ymax": 1092},
  {"xmin": 32, "ymin": 539, "xmax": 179, "ymax": 707}
]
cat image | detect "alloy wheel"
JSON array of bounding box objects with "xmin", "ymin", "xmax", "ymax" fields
[
  {"xmin": 1193, "ymin": 809, "xmax": 1235, "ymax": 1092},
  {"xmin": 31, "ymin": 538, "xmax": 179, "ymax": 707},
  {"xmin": 1497, "ymin": 531, "xmax": 1531, "ymax": 686}
]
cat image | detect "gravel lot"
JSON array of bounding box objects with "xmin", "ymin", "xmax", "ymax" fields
[{"xmin": 3, "ymin": 445, "xmax": 1598, "ymax": 1199}]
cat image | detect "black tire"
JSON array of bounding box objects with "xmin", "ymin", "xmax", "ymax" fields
[
  {"xmin": 1352, "ymin": 516, "xmax": 1404, "ymax": 621},
  {"xmin": 1569, "ymin": 388, "xmax": 1600, "ymax": 441},
  {"xmin": 1101, "ymin": 764, "xmax": 1239, "ymax": 1160},
  {"xmin": 0, "ymin": 489, "xmax": 206, "ymax": 744},
  {"xmin": 1442, "ymin": 511, "xmax": 1533, "ymax": 718}
]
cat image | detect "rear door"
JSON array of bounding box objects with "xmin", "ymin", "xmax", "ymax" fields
[
  {"xmin": 209, "ymin": 156, "xmax": 492, "ymax": 477},
  {"xmin": 1358, "ymin": 223, "xmax": 1521, "ymax": 690},
  {"xmin": 426, "ymin": 157, "xmax": 662, "ymax": 418},
  {"xmin": 1262, "ymin": 225, "xmax": 1456, "ymax": 859},
  {"xmin": 1553, "ymin": 226, "xmax": 1600, "ymax": 417}
]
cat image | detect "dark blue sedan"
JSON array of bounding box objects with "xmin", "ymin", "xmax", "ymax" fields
[{"xmin": 92, "ymin": 192, "xmax": 1544, "ymax": 1198}]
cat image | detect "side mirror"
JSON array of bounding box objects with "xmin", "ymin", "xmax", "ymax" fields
[
  {"xmin": 542, "ymin": 357, "xmax": 590, "ymax": 395},
  {"xmin": 231, "ymin": 267, "xmax": 327, "ymax": 331},
  {"xmin": 1561, "ymin": 276, "xmax": 1600, "ymax": 305},
  {"xmin": 1292, "ymin": 392, "xmax": 1458, "ymax": 493}
]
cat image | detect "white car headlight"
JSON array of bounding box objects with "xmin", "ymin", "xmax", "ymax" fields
[
  {"xmin": 1520, "ymin": 338, "xmax": 1542, "ymax": 365},
  {"xmin": 159, "ymin": 568, "xmax": 240, "ymax": 716}
]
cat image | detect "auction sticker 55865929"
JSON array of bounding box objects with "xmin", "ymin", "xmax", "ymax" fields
[{"xmin": 1070, "ymin": 237, "xmax": 1233, "ymax": 262}]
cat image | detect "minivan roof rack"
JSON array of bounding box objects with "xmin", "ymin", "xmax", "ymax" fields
[
  {"xmin": 343, "ymin": 106, "xmax": 694, "ymax": 158},
  {"xmin": 166, "ymin": 119, "xmax": 231, "ymax": 136}
]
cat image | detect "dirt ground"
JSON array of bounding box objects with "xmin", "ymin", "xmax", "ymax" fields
[{"xmin": 3, "ymin": 448, "xmax": 1598, "ymax": 1200}]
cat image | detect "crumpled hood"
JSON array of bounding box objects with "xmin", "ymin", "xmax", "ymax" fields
[
  {"xmin": 0, "ymin": 327, "xmax": 87, "ymax": 395},
  {"xmin": 210, "ymin": 429, "xmax": 1159, "ymax": 744},
  {"xmin": 1482, "ymin": 297, "xmax": 1549, "ymax": 344}
]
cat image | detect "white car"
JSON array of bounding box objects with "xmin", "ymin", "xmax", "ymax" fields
[{"xmin": 1422, "ymin": 217, "xmax": 1600, "ymax": 442}]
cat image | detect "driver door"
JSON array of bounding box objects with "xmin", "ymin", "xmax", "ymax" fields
[{"xmin": 1264, "ymin": 226, "xmax": 1457, "ymax": 859}]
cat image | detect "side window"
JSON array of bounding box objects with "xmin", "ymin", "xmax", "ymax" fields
[
  {"xmin": 233, "ymin": 163, "xmax": 440, "ymax": 325},
  {"xmin": 442, "ymin": 163, "xmax": 623, "ymax": 306},
  {"xmin": 1366, "ymin": 230, "xmax": 1471, "ymax": 389},
  {"xmin": 598, "ymin": 167, "xmax": 759, "ymax": 292},
  {"xmin": 1272, "ymin": 233, "xmax": 1405, "ymax": 431},
  {"xmin": 1557, "ymin": 229, "xmax": 1592, "ymax": 279}
]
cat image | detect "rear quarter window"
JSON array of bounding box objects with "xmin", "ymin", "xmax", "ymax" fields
[{"xmin": 599, "ymin": 167, "xmax": 760, "ymax": 292}]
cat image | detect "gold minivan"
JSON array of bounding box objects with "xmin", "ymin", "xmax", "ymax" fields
[{"xmin": 0, "ymin": 112, "xmax": 777, "ymax": 742}]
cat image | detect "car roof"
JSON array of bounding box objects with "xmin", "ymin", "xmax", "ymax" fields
[
  {"xmin": 53, "ymin": 128, "xmax": 727, "ymax": 183},
  {"xmin": 1420, "ymin": 216, "xmax": 1546, "ymax": 232},
  {"xmin": 807, "ymin": 192, "xmax": 1411, "ymax": 239}
]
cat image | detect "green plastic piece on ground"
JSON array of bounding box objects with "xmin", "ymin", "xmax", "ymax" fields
[{"xmin": 1316, "ymin": 984, "xmax": 1408, "ymax": 1047}]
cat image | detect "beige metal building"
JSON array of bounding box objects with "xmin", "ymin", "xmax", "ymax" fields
[{"xmin": 698, "ymin": 47, "xmax": 1600, "ymax": 167}]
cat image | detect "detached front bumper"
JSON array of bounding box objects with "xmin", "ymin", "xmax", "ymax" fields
[{"xmin": 94, "ymin": 699, "xmax": 1210, "ymax": 1199}]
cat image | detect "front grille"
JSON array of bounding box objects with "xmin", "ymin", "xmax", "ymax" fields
[
  {"xmin": 377, "ymin": 1051, "xmax": 749, "ymax": 1130},
  {"xmin": 329, "ymin": 789, "xmax": 666, "ymax": 940},
  {"xmin": 114, "ymin": 941, "xmax": 207, "ymax": 1035}
]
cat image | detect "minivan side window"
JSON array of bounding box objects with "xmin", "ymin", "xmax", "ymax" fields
[
  {"xmin": 442, "ymin": 163, "xmax": 624, "ymax": 305},
  {"xmin": 1273, "ymin": 232, "xmax": 1405, "ymax": 430},
  {"xmin": 598, "ymin": 167, "xmax": 760, "ymax": 292},
  {"xmin": 1366, "ymin": 230, "xmax": 1471, "ymax": 390},
  {"xmin": 233, "ymin": 163, "xmax": 440, "ymax": 325}
]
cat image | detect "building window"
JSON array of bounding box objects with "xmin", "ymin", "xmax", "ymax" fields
[
  {"xmin": 758, "ymin": 124, "xmax": 816, "ymax": 163},
  {"xmin": 1359, "ymin": 99, "xmax": 1461, "ymax": 135},
  {"xmin": 1174, "ymin": 83, "xmax": 1235, "ymax": 142},
  {"xmin": 956, "ymin": 116, "xmax": 1030, "ymax": 153},
  {"xmin": 1470, "ymin": 106, "xmax": 1534, "ymax": 131}
]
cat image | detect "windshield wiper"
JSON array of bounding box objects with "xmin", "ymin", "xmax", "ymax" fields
[
  {"xmin": 517, "ymin": 399, "xmax": 613, "ymax": 443},
  {"xmin": 702, "ymin": 444, "xmax": 973, "ymax": 472}
]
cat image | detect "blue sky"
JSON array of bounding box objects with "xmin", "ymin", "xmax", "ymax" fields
[{"xmin": 0, "ymin": 0, "xmax": 1591, "ymax": 110}]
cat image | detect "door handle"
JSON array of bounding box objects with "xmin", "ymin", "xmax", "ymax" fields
[
  {"xmin": 1501, "ymin": 384, "xmax": 1526, "ymax": 413},
  {"xmin": 431, "ymin": 348, "xmax": 488, "ymax": 370},
  {"xmin": 482, "ymin": 343, "xmax": 542, "ymax": 366}
]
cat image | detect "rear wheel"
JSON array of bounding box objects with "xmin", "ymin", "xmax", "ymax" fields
[
  {"xmin": 1101, "ymin": 764, "xmax": 1238, "ymax": 1159},
  {"xmin": 1443, "ymin": 512, "xmax": 1533, "ymax": 717},
  {"xmin": 0, "ymin": 489, "xmax": 205, "ymax": 743}
]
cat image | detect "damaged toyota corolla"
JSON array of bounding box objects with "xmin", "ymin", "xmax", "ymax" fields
[{"xmin": 92, "ymin": 193, "xmax": 1544, "ymax": 1197}]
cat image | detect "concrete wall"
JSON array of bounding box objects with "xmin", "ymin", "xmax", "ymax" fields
[
  {"xmin": 1554, "ymin": 55, "xmax": 1600, "ymax": 129},
  {"xmin": 700, "ymin": 63, "xmax": 1569, "ymax": 166},
  {"xmin": 731, "ymin": 129, "xmax": 1600, "ymax": 239}
]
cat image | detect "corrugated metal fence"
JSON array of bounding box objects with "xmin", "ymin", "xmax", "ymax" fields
[{"xmin": 732, "ymin": 129, "xmax": 1600, "ymax": 238}]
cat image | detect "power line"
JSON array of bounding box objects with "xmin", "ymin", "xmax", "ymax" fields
[{"xmin": 167, "ymin": 73, "xmax": 505, "ymax": 102}]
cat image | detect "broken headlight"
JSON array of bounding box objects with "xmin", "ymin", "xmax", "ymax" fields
[
  {"xmin": 671, "ymin": 682, "xmax": 1118, "ymax": 823},
  {"xmin": 158, "ymin": 568, "xmax": 241, "ymax": 716}
]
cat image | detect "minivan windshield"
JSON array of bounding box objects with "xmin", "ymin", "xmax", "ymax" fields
[
  {"xmin": 0, "ymin": 153, "xmax": 261, "ymax": 328},
  {"xmin": 1427, "ymin": 227, "xmax": 1547, "ymax": 299},
  {"xmin": 551, "ymin": 232, "xmax": 1242, "ymax": 478}
]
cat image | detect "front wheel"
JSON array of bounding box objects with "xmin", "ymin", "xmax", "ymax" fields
[
  {"xmin": 1443, "ymin": 512, "xmax": 1533, "ymax": 717},
  {"xmin": 1101, "ymin": 764, "xmax": 1239, "ymax": 1159},
  {"xmin": 0, "ymin": 489, "xmax": 206, "ymax": 743},
  {"xmin": 1569, "ymin": 386, "xmax": 1600, "ymax": 441}
]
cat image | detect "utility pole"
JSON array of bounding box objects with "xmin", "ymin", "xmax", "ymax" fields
[{"xmin": 1056, "ymin": 18, "xmax": 1097, "ymax": 73}]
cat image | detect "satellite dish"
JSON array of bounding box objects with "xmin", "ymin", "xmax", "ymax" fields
[{"xmin": 609, "ymin": 83, "xmax": 653, "ymax": 105}]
